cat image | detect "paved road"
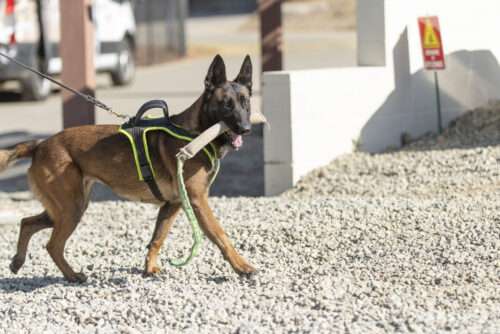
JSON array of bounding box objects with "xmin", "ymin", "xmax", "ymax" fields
[{"xmin": 0, "ymin": 14, "xmax": 356, "ymax": 197}]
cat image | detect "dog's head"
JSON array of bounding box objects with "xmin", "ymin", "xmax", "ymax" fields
[{"xmin": 203, "ymin": 55, "xmax": 253, "ymax": 151}]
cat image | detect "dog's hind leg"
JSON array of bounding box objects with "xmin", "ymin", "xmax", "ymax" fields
[
  {"xmin": 45, "ymin": 170, "xmax": 90, "ymax": 283},
  {"xmin": 46, "ymin": 216, "xmax": 85, "ymax": 283},
  {"xmin": 10, "ymin": 212, "xmax": 53, "ymax": 274},
  {"xmin": 144, "ymin": 202, "xmax": 181, "ymax": 276},
  {"xmin": 30, "ymin": 161, "xmax": 89, "ymax": 283}
]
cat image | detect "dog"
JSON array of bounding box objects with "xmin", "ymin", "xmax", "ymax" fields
[{"xmin": 0, "ymin": 55, "xmax": 257, "ymax": 283}]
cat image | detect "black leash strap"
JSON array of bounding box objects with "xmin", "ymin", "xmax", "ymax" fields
[{"xmin": 0, "ymin": 50, "xmax": 121, "ymax": 117}]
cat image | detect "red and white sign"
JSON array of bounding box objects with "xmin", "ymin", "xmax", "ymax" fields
[{"xmin": 418, "ymin": 16, "xmax": 445, "ymax": 70}]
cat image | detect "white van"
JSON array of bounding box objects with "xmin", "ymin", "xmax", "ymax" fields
[{"xmin": 0, "ymin": 0, "xmax": 136, "ymax": 100}]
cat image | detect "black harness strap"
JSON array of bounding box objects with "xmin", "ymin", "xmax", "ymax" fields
[
  {"xmin": 120, "ymin": 99, "xmax": 219, "ymax": 202},
  {"xmin": 121, "ymin": 100, "xmax": 216, "ymax": 203},
  {"xmin": 121, "ymin": 100, "xmax": 171, "ymax": 202},
  {"xmin": 130, "ymin": 127, "xmax": 166, "ymax": 202}
]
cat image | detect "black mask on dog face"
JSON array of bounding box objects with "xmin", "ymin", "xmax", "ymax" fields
[{"xmin": 203, "ymin": 55, "xmax": 253, "ymax": 150}]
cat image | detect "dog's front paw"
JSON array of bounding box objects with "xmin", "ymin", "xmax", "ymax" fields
[
  {"xmin": 66, "ymin": 272, "xmax": 87, "ymax": 284},
  {"xmin": 143, "ymin": 266, "xmax": 161, "ymax": 277},
  {"xmin": 9, "ymin": 255, "xmax": 25, "ymax": 274},
  {"xmin": 235, "ymin": 262, "xmax": 257, "ymax": 277}
]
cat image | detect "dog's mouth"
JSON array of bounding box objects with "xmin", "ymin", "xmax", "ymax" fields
[
  {"xmin": 229, "ymin": 131, "xmax": 243, "ymax": 150},
  {"xmin": 223, "ymin": 130, "xmax": 244, "ymax": 150}
]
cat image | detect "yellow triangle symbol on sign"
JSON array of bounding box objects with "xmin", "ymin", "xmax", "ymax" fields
[{"xmin": 424, "ymin": 19, "xmax": 440, "ymax": 48}]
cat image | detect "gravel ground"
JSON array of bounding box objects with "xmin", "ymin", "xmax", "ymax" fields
[
  {"xmin": 1, "ymin": 197, "xmax": 498, "ymax": 333},
  {"xmin": 0, "ymin": 106, "xmax": 500, "ymax": 333}
]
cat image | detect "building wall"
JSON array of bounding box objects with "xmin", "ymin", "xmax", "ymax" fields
[
  {"xmin": 132, "ymin": 0, "xmax": 187, "ymax": 65},
  {"xmin": 263, "ymin": 0, "xmax": 500, "ymax": 195}
]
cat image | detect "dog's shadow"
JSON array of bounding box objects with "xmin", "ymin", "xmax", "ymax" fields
[
  {"xmin": 0, "ymin": 276, "xmax": 67, "ymax": 293},
  {"xmin": 0, "ymin": 267, "xmax": 137, "ymax": 292},
  {"xmin": 0, "ymin": 274, "xmax": 130, "ymax": 292},
  {"xmin": 0, "ymin": 267, "xmax": 241, "ymax": 292}
]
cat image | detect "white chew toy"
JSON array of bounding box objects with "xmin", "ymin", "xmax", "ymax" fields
[{"xmin": 177, "ymin": 110, "xmax": 268, "ymax": 160}]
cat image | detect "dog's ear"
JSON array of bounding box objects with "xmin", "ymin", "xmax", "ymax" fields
[
  {"xmin": 235, "ymin": 55, "xmax": 253, "ymax": 95},
  {"xmin": 205, "ymin": 55, "xmax": 227, "ymax": 92}
]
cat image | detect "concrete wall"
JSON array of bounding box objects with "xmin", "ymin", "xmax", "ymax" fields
[{"xmin": 264, "ymin": 0, "xmax": 500, "ymax": 195}]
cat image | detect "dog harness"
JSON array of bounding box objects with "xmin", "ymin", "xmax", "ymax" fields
[{"xmin": 119, "ymin": 100, "xmax": 219, "ymax": 202}]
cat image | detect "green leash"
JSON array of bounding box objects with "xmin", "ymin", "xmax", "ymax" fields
[
  {"xmin": 118, "ymin": 113, "xmax": 226, "ymax": 268},
  {"xmin": 168, "ymin": 156, "xmax": 220, "ymax": 267}
]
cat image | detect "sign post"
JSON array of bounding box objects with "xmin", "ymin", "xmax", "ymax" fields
[{"xmin": 418, "ymin": 16, "xmax": 445, "ymax": 134}]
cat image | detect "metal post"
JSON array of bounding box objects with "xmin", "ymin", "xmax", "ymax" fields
[
  {"xmin": 59, "ymin": 0, "xmax": 96, "ymax": 128},
  {"xmin": 259, "ymin": 0, "xmax": 283, "ymax": 72},
  {"xmin": 434, "ymin": 71, "xmax": 443, "ymax": 134},
  {"xmin": 35, "ymin": 0, "xmax": 50, "ymax": 72}
]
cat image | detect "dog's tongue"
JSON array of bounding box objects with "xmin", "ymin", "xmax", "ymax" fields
[{"xmin": 232, "ymin": 134, "xmax": 243, "ymax": 150}]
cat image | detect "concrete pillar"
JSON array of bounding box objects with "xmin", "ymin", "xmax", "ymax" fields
[
  {"xmin": 357, "ymin": 0, "xmax": 386, "ymax": 66},
  {"xmin": 263, "ymin": 72, "xmax": 292, "ymax": 196}
]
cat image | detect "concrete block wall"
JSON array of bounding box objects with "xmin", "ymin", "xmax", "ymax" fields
[{"xmin": 263, "ymin": 0, "xmax": 500, "ymax": 195}]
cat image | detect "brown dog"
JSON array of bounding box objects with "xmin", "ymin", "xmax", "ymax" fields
[{"xmin": 0, "ymin": 55, "xmax": 256, "ymax": 283}]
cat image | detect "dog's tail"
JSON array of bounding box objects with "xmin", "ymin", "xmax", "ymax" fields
[{"xmin": 0, "ymin": 140, "xmax": 39, "ymax": 173}]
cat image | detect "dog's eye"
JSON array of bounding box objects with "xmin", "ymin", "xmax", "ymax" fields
[
  {"xmin": 239, "ymin": 96, "xmax": 247, "ymax": 107},
  {"xmin": 223, "ymin": 98, "xmax": 234, "ymax": 109}
]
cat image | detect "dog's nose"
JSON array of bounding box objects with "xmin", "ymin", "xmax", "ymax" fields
[{"xmin": 240, "ymin": 124, "xmax": 251, "ymax": 135}]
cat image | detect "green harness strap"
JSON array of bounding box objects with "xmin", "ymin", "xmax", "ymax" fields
[{"xmin": 118, "ymin": 125, "xmax": 220, "ymax": 267}]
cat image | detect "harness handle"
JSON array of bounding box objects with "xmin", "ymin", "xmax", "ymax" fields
[{"xmin": 130, "ymin": 100, "xmax": 169, "ymax": 127}]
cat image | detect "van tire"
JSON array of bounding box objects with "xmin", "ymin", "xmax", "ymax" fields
[
  {"xmin": 21, "ymin": 59, "xmax": 51, "ymax": 101},
  {"xmin": 110, "ymin": 38, "xmax": 135, "ymax": 86}
]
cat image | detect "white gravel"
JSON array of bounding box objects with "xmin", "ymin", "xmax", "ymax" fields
[
  {"xmin": 1, "ymin": 106, "xmax": 500, "ymax": 333},
  {"xmin": 1, "ymin": 197, "xmax": 498, "ymax": 333}
]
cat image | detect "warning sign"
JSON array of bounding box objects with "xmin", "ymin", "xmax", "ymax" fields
[{"xmin": 418, "ymin": 16, "xmax": 445, "ymax": 70}]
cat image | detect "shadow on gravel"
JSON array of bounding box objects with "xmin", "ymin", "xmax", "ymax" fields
[
  {"xmin": 205, "ymin": 276, "xmax": 230, "ymax": 284},
  {"xmin": 107, "ymin": 267, "xmax": 144, "ymax": 276},
  {"xmin": 0, "ymin": 276, "xmax": 66, "ymax": 293}
]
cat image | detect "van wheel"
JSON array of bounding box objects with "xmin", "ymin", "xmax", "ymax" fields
[
  {"xmin": 110, "ymin": 39, "xmax": 135, "ymax": 86},
  {"xmin": 21, "ymin": 60, "xmax": 51, "ymax": 101}
]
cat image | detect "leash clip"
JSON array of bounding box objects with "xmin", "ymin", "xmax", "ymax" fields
[{"xmin": 176, "ymin": 148, "xmax": 192, "ymax": 162}]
